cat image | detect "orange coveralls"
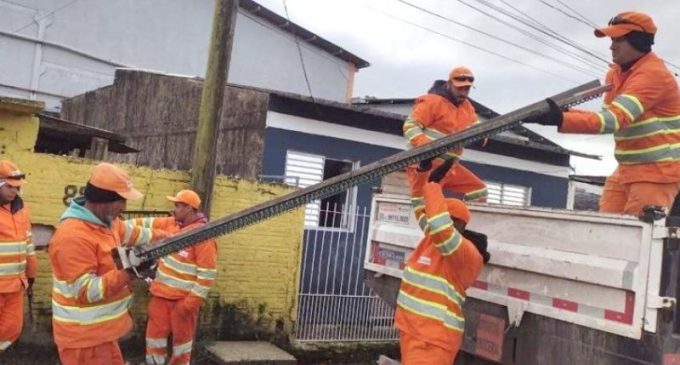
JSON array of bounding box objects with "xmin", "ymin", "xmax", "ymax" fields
[
  {"xmin": 395, "ymin": 178, "xmax": 484, "ymax": 364},
  {"xmin": 136, "ymin": 216, "xmax": 217, "ymax": 365},
  {"xmin": 403, "ymin": 84, "xmax": 487, "ymax": 202},
  {"xmin": 0, "ymin": 197, "xmax": 36, "ymax": 352},
  {"xmin": 561, "ymin": 52, "xmax": 680, "ymax": 215}
]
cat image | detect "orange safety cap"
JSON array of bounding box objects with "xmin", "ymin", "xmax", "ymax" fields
[
  {"xmin": 449, "ymin": 66, "xmax": 475, "ymax": 87},
  {"xmin": 0, "ymin": 160, "xmax": 26, "ymax": 188},
  {"xmin": 594, "ymin": 11, "xmax": 657, "ymax": 38},
  {"xmin": 446, "ymin": 198, "xmax": 471, "ymax": 224},
  {"xmin": 0, "ymin": 160, "xmax": 25, "ymax": 187},
  {"xmin": 89, "ymin": 162, "xmax": 143, "ymax": 200},
  {"xmin": 167, "ymin": 189, "xmax": 201, "ymax": 209}
]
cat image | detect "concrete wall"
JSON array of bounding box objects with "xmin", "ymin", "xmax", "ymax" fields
[
  {"xmin": 0, "ymin": 98, "xmax": 305, "ymax": 342},
  {"xmin": 0, "ymin": 0, "xmax": 355, "ymax": 109}
]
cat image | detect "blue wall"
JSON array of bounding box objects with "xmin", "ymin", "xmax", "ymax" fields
[{"xmin": 262, "ymin": 127, "xmax": 569, "ymax": 209}]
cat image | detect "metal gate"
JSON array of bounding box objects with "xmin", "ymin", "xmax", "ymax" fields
[{"xmin": 295, "ymin": 204, "xmax": 398, "ymax": 342}]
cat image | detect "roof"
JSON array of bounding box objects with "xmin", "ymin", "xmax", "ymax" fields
[
  {"xmin": 0, "ymin": 96, "xmax": 44, "ymax": 114},
  {"xmin": 263, "ymin": 89, "xmax": 575, "ymax": 166},
  {"xmin": 37, "ymin": 114, "xmax": 138, "ymax": 154},
  {"xmin": 354, "ymin": 97, "xmax": 600, "ymax": 160},
  {"xmin": 239, "ymin": 0, "xmax": 369, "ymax": 69}
]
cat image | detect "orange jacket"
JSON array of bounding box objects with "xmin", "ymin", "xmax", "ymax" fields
[
  {"xmin": 395, "ymin": 181, "xmax": 484, "ymax": 353},
  {"xmin": 403, "ymin": 81, "xmax": 480, "ymax": 162},
  {"xmin": 561, "ymin": 52, "xmax": 680, "ymax": 184},
  {"xmin": 0, "ymin": 197, "xmax": 36, "ymax": 293},
  {"xmin": 132, "ymin": 215, "xmax": 217, "ymax": 301},
  {"xmin": 49, "ymin": 199, "xmax": 140, "ymax": 349}
]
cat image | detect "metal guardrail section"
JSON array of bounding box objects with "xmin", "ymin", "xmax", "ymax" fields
[{"xmin": 131, "ymin": 80, "xmax": 610, "ymax": 263}]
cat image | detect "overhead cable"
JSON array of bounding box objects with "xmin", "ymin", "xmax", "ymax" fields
[
  {"xmin": 366, "ymin": 4, "xmax": 581, "ymax": 84},
  {"xmin": 395, "ymin": 0, "xmax": 602, "ymax": 78},
  {"xmin": 460, "ymin": 0, "xmax": 608, "ymax": 74},
  {"xmin": 466, "ymin": 0, "xmax": 610, "ymax": 65}
]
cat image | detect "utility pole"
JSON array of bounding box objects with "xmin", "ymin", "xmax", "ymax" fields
[{"xmin": 191, "ymin": 0, "xmax": 238, "ymax": 217}]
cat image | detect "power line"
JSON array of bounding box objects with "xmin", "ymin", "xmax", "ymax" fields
[
  {"xmin": 494, "ymin": 0, "xmax": 608, "ymax": 73},
  {"xmin": 394, "ymin": 0, "xmax": 601, "ymax": 79},
  {"xmin": 537, "ymin": 0, "xmax": 596, "ymax": 29},
  {"xmin": 459, "ymin": 0, "xmax": 608, "ymax": 74},
  {"xmin": 665, "ymin": 60, "xmax": 680, "ymax": 71},
  {"xmin": 12, "ymin": 0, "xmax": 81, "ymax": 34},
  {"xmin": 365, "ymin": 4, "xmax": 581, "ymax": 84},
  {"xmin": 282, "ymin": 0, "xmax": 315, "ymax": 101},
  {"xmin": 471, "ymin": 0, "xmax": 609, "ymax": 64},
  {"xmin": 467, "ymin": 0, "xmax": 610, "ymax": 65},
  {"xmin": 554, "ymin": 0, "xmax": 599, "ymax": 28}
]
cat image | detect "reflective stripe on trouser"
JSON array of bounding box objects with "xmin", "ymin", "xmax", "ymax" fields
[
  {"xmin": 0, "ymin": 291, "xmax": 24, "ymax": 351},
  {"xmin": 145, "ymin": 336, "xmax": 168, "ymax": 365},
  {"xmin": 437, "ymin": 162, "xmax": 487, "ymax": 202},
  {"xmin": 399, "ymin": 331, "xmax": 458, "ymax": 365},
  {"xmin": 146, "ymin": 296, "xmax": 199, "ymax": 365},
  {"xmin": 171, "ymin": 340, "xmax": 193, "ymax": 365},
  {"xmin": 406, "ymin": 162, "xmax": 487, "ymax": 202}
]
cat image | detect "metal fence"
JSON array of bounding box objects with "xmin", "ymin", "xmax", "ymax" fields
[{"xmin": 295, "ymin": 204, "xmax": 398, "ymax": 342}]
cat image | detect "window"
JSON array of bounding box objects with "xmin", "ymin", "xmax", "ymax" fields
[
  {"xmin": 284, "ymin": 150, "xmax": 357, "ymax": 229},
  {"xmin": 485, "ymin": 181, "xmax": 531, "ymax": 206}
]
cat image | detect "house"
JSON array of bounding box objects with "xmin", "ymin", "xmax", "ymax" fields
[{"xmin": 0, "ymin": 0, "xmax": 368, "ymax": 109}]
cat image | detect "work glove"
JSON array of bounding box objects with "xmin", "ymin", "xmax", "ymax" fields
[
  {"xmin": 125, "ymin": 259, "xmax": 156, "ymax": 280},
  {"xmin": 463, "ymin": 229, "xmax": 491, "ymax": 263},
  {"xmin": 523, "ymin": 98, "xmax": 563, "ymax": 127},
  {"xmin": 417, "ymin": 157, "xmax": 434, "ymax": 172},
  {"xmin": 428, "ymin": 159, "xmax": 454, "ymax": 183}
]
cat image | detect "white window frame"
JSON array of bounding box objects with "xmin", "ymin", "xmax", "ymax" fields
[{"xmin": 284, "ymin": 150, "xmax": 359, "ymax": 231}]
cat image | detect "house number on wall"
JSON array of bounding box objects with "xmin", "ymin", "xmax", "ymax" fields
[{"xmin": 63, "ymin": 185, "xmax": 86, "ymax": 206}]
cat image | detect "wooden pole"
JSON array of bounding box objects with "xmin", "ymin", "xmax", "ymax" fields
[{"xmin": 191, "ymin": 0, "xmax": 238, "ymax": 217}]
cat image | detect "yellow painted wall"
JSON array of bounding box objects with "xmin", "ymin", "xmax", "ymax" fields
[{"xmin": 0, "ymin": 100, "xmax": 305, "ymax": 340}]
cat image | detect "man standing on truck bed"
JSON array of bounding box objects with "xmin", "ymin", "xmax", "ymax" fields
[
  {"xmin": 395, "ymin": 168, "xmax": 490, "ymax": 364},
  {"xmin": 403, "ymin": 66, "xmax": 488, "ymax": 203},
  {"xmin": 525, "ymin": 11, "xmax": 680, "ymax": 216}
]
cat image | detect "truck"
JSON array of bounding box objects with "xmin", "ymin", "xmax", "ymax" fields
[{"xmin": 363, "ymin": 173, "xmax": 680, "ymax": 365}]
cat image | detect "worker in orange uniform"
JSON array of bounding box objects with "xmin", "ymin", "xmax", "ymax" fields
[
  {"xmin": 403, "ymin": 66, "xmax": 488, "ymax": 203},
  {"xmin": 525, "ymin": 11, "xmax": 680, "ymax": 216},
  {"xmin": 135, "ymin": 189, "xmax": 217, "ymax": 365},
  {"xmin": 49, "ymin": 163, "xmax": 161, "ymax": 365},
  {"xmin": 0, "ymin": 160, "xmax": 36, "ymax": 353},
  {"xmin": 396, "ymin": 166, "xmax": 490, "ymax": 365}
]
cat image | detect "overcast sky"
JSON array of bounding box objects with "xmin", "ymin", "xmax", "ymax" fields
[{"xmin": 253, "ymin": 0, "xmax": 679, "ymax": 175}]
